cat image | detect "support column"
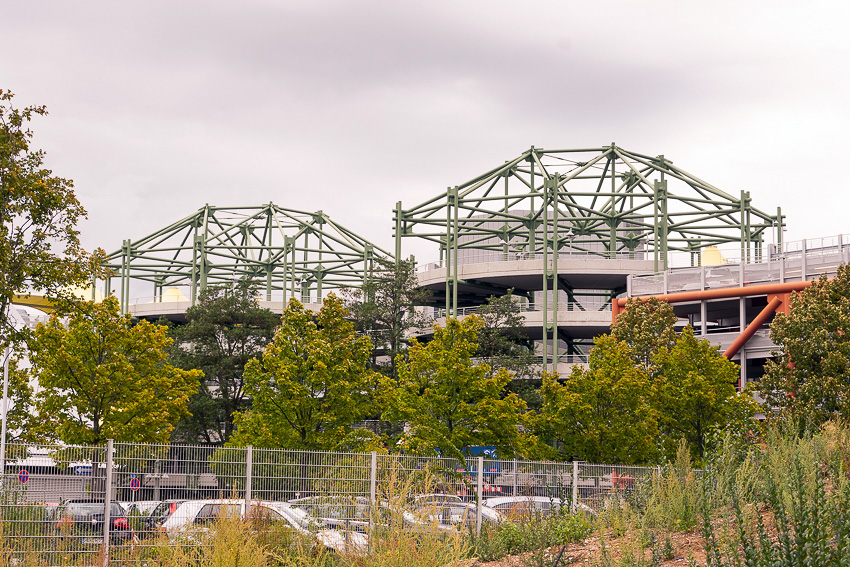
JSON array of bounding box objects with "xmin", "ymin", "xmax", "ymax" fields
[{"xmin": 551, "ymin": 174, "xmax": 559, "ymax": 367}]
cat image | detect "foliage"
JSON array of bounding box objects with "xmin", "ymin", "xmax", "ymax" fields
[
  {"xmin": 0, "ymin": 354, "xmax": 37, "ymax": 447},
  {"xmin": 476, "ymin": 290, "xmax": 536, "ymax": 379},
  {"xmin": 551, "ymin": 297, "xmax": 753, "ymax": 465},
  {"xmin": 0, "ymin": 89, "xmax": 106, "ymax": 347},
  {"xmin": 468, "ymin": 511, "xmax": 592, "ymax": 563},
  {"xmin": 169, "ymin": 278, "xmax": 279, "ymax": 444},
  {"xmin": 702, "ymin": 429, "xmax": 850, "ymax": 567},
  {"xmin": 343, "ymin": 258, "xmax": 431, "ymax": 380},
  {"xmin": 611, "ymin": 298, "xmax": 677, "ymax": 376},
  {"xmin": 385, "ymin": 316, "xmax": 537, "ymax": 460},
  {"xmin": 654, "ymin": 328, "xmax": 756, "ymax": 463},
  {"xmin": 230, "ymin": 294, "xmax": 388, "ymax": 451},
  {"xmin": 539, "ymin": 335, "xmax": 660, "ymax": 464},
  {"xmin": 641, "ymin": 440, "xmax": 700, "ymax": 532},
  {"xmin": 27, "ymin": 296, "xmax": 202, "ymax": 445},
  {"xmin": 760, "ymin": 264, "xmax": 850, "ymax": 429}
]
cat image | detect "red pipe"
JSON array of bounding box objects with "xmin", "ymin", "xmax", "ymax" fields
[{"xmin": 722, "ymin": 296, "xmax": 783, "ymax": 359}]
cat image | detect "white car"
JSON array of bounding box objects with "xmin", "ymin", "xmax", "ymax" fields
[
  {"xmin": 484, "ymin": 495, "xmax": 594, "ymax": 517},
  {"xmin": 409, "ymin": 494, "xmax": 502, "ymax": 528},
  {"xmin": 161, "ymin": 499, "xmax": 366, "ymax": 554},
  {"xmin": 120, "ymin": 500, "xmax": 161, "ymax": 516}
]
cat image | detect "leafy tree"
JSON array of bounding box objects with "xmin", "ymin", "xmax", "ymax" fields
[
  {"xmin": 539, "ymin": 335, "xmax": 660, "ymax": 464},
  {"xmin": 654, "ymin": 327, "xmax": 756, "ymax": 462},
  {"xmin": 27, "ymin": 296, "xmax": 202, "ymax": 445},
  {"xmin": 0, "ymin": 89, "xmax": 105, "ymax": 346},
  {"xmin": 611, "ymin": 297, "xmax": 678, "ymax": 375},
  {"xmin": 476, "ymin": 290, "xmax": 535, "ymax": 377},
  {"xmin": 476, "ymin": 291, "xmax": 541, "ymax": 409},
  {"xmin": 541, "ymin": 302, "xmax": 754, "ymax": 465},
  {"xmin": 385, "ymin": 316, "xmax": 537, "ymax": 461},
  {"xmin": 168, "ymin": 278, "xmax": 279, "ymax": 444},
  {"xmin": 343, "ymin": 258, "xmax": 431, "ymax": 379},
  {"xmin": 229, "ymin": 294, "xmax": 388, "ymax": 451},
  {"xmin": 759, "ymin": 265, "xmax": 850, "ymax": 428}
]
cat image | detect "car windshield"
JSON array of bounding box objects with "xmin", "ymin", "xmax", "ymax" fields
[{"xmin": 151, "ymin": 501, "xmax": 182, "ymax": 518}]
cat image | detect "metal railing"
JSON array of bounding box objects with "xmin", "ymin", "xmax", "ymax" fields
[
  {"xmin": 0, "ymin": 441, "xmax": 657, "ymax": 564},
  {"xmin": 430, "ymin": 302, "xmax": 612, "ymax": 320},
  {"xmin": 417, "ymin": 250, "xmax": 650, "ymax": 272}
]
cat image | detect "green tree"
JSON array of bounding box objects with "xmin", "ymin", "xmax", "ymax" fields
[
  {"xmin": 385, "ymin": 316, "xmax": 537, "ymax": 461},
  {"xmin": 0, "ymin": 89, "xmax": 105, "ymax": 346},
  {"xmin": 539, "ymin": 335, "xmax": 660, "ymax": 464},
  {"xmin": 611, "ymin": 297, "xmax": 678, "ymax": 375},
  {"xmin": 169, "ymin": 278, "xmax": 279, "ymax": 444},
  {"xmin": 343, "ymin": 258, "xmax": 431, "ymax": 379},
  {"xmin": 654, "ymin": 327, "xmax": 755, "ymax": 463},
  {"xmin": 28, "ymin": 296, "xmax": 202, "ymax": 445},
  {"xmin": 229, "ymin": 294, "xmax": 388, "ymax": 451},
  {"xmin": 475, "ymin": 291, "xmax": 541, "ymax": 409},
  {"xmin": 759, "ymin": 265, "xmax": 850, "ymax": 428}
]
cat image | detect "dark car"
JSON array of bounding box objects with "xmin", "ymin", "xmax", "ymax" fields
[{"xmin": 55, "ymin": 499, "xmax": 134, "ymax": 545}]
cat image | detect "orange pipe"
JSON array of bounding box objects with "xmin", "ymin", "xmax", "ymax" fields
[
  {"xmin": 615, "ymin": 281, "xmax": 811, "ymax": 309},
  {"xmin": 723, "ymin": 296, "xmax": 783, "ymax": 359}
]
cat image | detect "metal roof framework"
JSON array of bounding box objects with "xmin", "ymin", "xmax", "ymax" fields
[
  {"xmin": 104, "ymin": 204, "xmax": 392, "ymax": 312},
  {"xmin": 394, "ymin": 145, "xmax": 782, "ymax": 370}
]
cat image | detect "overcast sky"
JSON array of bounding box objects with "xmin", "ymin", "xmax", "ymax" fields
[{"xmin": 3, "ymin": 0, "xmax": 848, "ymax": 264}]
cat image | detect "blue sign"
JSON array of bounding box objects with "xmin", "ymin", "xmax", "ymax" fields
[
  {"xmin": 129, "ymin": 475, "xmax": 140, "ymax": 491},
  {"xmin": 18, "ymin": 470, "xmax": 29, "ymax": 483},
  {"xmin": 73, "ymin": 465, "xmax": 92, "ymax": 476}
]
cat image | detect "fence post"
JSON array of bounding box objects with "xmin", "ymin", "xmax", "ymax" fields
[
  {"xmin": 571, "ymin": 461, "xmax": 579, "ymax": 513},
  {"xmin": 476, "ymin": 456, "xmax": 483, "ymax": 536},
  {"xmin": 512, "ymin": 458, "xmax": 517, "ymax": 496},
  {"xmin": 369, "ymin": 451, "xmax": 377, "ymax": 504},
  {"xmin": 103, "ymin": 439, "xmax": 114, "ymax": 565},
  {"xmin": 245, "ymin": 445, "xmax": 253, "ymax": 518}
]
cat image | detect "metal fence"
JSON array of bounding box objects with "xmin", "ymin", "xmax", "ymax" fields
[{"xmin": 0, "ymin": 440, "xmax": 657, "ymax": 564}]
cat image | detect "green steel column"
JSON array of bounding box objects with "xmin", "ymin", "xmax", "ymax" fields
[
  {"xmin": 654, "ymin": 180, "xmax": 668, "ymax": 271},
  {"xmin": 551, "ymin": 174, "xmax": 559, "ymax": 370},
  {"xmin": 394, "ymin": 201, "xmax": 403, "ymax": 261},
  {"xmin": 266, "ymin": 266, "xmax": 272, "ymax": 301},
  {"xmin": 653, "ymin": 182, "xmax": 659, "ymax": 272},
  {"xmin": 740, "ymin": 190, "xmax": 751, "ymax": 263},
  {"xmin": 445, "ymin": 188, "xmax": 453, "ymax": 316},
  {"xmin": 198, "ymin": 236, "xmax": 207, "ymax": 295},
  {"xmin": 776, "ymin": 207, "xmax": 784, "ymax": 248},
  {"xmin": 452, "ymin": 186, "xmax": 459, "ymax": 316},
  {"xmin": 120, "ymin": 239, "xmax": 129, "ymax": 313},
  {"xmin": 541, "ymin": 177, "xmax": 551, "ymax": 372}
]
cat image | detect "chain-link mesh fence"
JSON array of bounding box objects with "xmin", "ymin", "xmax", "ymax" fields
[{"xmin": 0, "ymin": 440, "xmax": 658, "ymax": 564}]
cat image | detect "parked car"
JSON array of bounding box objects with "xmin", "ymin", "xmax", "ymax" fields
[
  {"xmin": 128, "ymin": 499, "xmax": 188, "ymax": 537},
  {"xmin": 120, "ymin": 500, "xmax": 161, "ymax": 517},
  {"xmin": 409, "ymin": 493, "xmax": 502, "ymax": 528},
  {"xmin": 160, "ymin": 499, "xmax": 365, "ymax": 553},
  {"xmin": 54, "ymin": 499, "xmax": 134, "ymax": 545},
  {"xmin": 484, "ymin": 495, "xmax": 595, "ymax": 518}
]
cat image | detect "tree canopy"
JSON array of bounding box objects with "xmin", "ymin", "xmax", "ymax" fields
[
  {"xmin": 168, "ymin": 278, "xmax": 279, "ymax": 444},
  {"xmin": 760, "ymin": 264, "xmax": 850, "ymax": 428},
  {"xmin": 343, "ymin": 258, "xmax": 430, "ymax": 380},
  {"xmin": 0, "ymin": 89, "xmax": 105, "ymax": 346},
  {"xmin": 540, "ymin": 298, "xmax": 752, "ymax": 464},
  {"xmin": 385, "ymin": 316, "xmax": 537, "ymax": 461},
  {"xmin": 28, "ymin": 296, "xmax": 201, "ymax": 445},
  {"xmin": 230, "ymin": 294, "xmax": 388, "ymax": 451},
  {"xmin": 540, "ymin": 335, "xmax": 660, "ymax": 464}
]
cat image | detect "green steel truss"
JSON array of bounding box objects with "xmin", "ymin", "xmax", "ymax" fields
[
  {"xmin": 393, "ymin": 145, "xmax": 782, "ymax": 371},
  {"xmin": 104, "ymin": 204, "xmax": 392, "ymax": 312}
]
